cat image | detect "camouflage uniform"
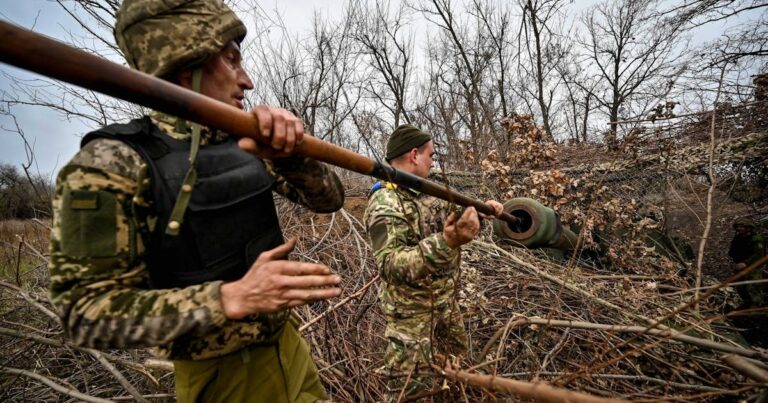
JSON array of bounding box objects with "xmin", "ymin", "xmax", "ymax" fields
[
  {"xmin": 727, "ymin": 218, "xmax": 767, "ymax": 348},
  {"xmin": 50, "ymin": 1, "xmax": 344, "ymax": 401},
  {"xmin": 50, "ymin": 111, "xmax": 343, "ymax": 401},
  {"xmin": 728, "ymin": 221, "xmax": 766, "ymax": 309},
  {"xmin": 364, "ymin": 182, "xmax": 467, "ymax": 400}
]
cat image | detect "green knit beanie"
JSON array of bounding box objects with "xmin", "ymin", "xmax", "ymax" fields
[{"xmin": 386, "ymin": 125, "xmax": 432, "ymax": 161}]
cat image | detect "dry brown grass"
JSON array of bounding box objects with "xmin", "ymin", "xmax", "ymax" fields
[{"xmin": 0, "ymin": 220, "xmax": 50, "ymax": 285}]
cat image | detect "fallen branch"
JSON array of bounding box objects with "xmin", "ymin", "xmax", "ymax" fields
[
  {"xmin": 0, "ymin": 280, "xmax": 58, "ymax": 320},
  {"xmin": 1, "ymin": 367, "xmax": 113, "ymax": 403},
  {"xmin": 0, "ymin": 326, "xmax": 164, "ymax": 385},
  {"xmin": 431, "ymin": 362, "xmax": 627, "ymax": 403},
  {"xmin": 562, "ymin": 254, "xmax": 768, "ymax": 385},
  {"xmin": 662, "ymin": 279, "xmax": 768, "ymax": 296},
  {"xmin": 721, "ymin": 354, "xmax": 768, "ymax": 383},
  {"xmin": 111, "ymin": 394, "xmax": 174, "ymax": 401},
  {"xmin": 299, "ymin": 274, "xmax": 379, "ymax": 332},
  {"xmin": 501, "ymin": 316, "xmax": 767, "ymax": 360},
  {"xmin": 472, "ymin": 241, "xmax": 662, "ymax": 326},
  {"xmin": 143, "ymin": 358, "xmax": 174, "ymax": 372},
  {"xmin": 90, "ymin": 350, "xmax": 149, "ymax": 403},
  {"xmin": 502, "ymin": 372, "xmax": 727, "ymax": 392}
]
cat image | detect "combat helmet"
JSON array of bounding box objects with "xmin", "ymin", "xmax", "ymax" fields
[
  {"xmin": 114, "ymin": 0, "xmax": 247, "ymax": 78},
  {"xmin": 733, "ymin": 217, "xmax": 756, "ymax": 228}
]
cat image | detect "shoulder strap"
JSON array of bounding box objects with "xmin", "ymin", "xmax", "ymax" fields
[{"xmin": 81, "ymin": 117, "xmax": 170, "ymax": 161}]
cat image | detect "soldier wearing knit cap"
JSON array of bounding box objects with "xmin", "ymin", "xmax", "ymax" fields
[
  {"xmin": 385, "ymin": 124, "xmax": 433, "ymax": 162},
  {"xmin": 49, "ymin": 1, "xmax": 345, "ymax": 401},
  {"xmin": 365, "ymin": 124, "xmax": 504, "ymax": 401}
]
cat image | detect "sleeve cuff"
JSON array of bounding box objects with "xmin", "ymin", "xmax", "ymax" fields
[
  {"xmin": 206, "ymin": 281, "xmax": 228, "ymax": 327},
  {"xmin": 269, "ymin": 155, "xmax": 307, "ymax": 172}
]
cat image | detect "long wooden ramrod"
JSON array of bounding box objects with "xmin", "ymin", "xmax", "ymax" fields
[{"xmin": 0, "ymin": 20, "xmax": 518, "ymax": 225}]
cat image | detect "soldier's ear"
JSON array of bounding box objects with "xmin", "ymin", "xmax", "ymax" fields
[{"xmin": 409, "ymin": 147, "xmax": 419, "ymax": 165}]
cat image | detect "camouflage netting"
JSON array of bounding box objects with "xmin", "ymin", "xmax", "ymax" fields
[{"xmin": 439, "ymin": 109, "xmax": 768, "ymax": 280}]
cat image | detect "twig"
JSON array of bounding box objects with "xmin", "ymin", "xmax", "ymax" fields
[
  {"xmin": 90, "ymin": 350, "xmax": 149, "ymax": 403},
  {"xmin": 305, "ymin": 212, "xmax": 336, "ymax": 255},
  {"xmin": 471, "ymin": 241, "xmax": 661, "ymax": 326},
  {"xmin": 431, "ymin": 362, "xmax": 627, "ymax": 403},
  {"xmin": 31, "ymin": 218, "xmax": 52, "ymax": 230},
  {"xmin": 143, "ymin": 358, "xmax": 174, "ymax": 372},
  {"xmin": 110, "ymin": 394, "xmax": 175, "ymax": 401},
  {"xmin": 396, "ymin": 365, "xmax": 417, "ymax": 403},
  {"xmin": 559, "ymin": 255, "xmax": 768, "ymax": 385},
  {"xmin": 721, "ymin": 354, "xmax": 768, "ymax": 383},
  {"xmin": 14, "ymin": 235, "xmax": 23, "ymax": 286},
  {"xmin": 1, "ymin": 367, "xmax": 113, "ymax": 403},
  {"xmin": 0, "ymin": 326, "xmax": 164, "ymax": 385},
  {"xmin": 299, "ymin": 274, "xmax": 379, "ymax": 332},
  {"xmin": 17, "ymin": 236, "xmax": 50, "ymax": 263},
  {"xmin": 0, "ymin": 280, "xmax": 58, "ymax": 321},
  {"xmin": 535, "ymin": 328, "xmax": 570, "ymax": 380},
  {"xmin": 479, "ymin": 317, "xmax": 524, "ymax": 371},
  {"xmin": 506, "ymin": 317, "xmax": 767, "ymax": 360},
  {"xmin": 694, "ymin": 62, "xmax": 727, "ymax": 308},
  {"xmin": 505, "ymin": 371, "xmax": 728, "ymax": 392},
  {"xmin": 662, "ymin": 279, "xmax": 768, "ymax": 296}
]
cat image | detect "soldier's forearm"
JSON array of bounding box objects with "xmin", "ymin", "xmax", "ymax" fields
[
  {"xmin": 55, "ymin": 281, "xmax": 227, "ymax": 349},
  {"xmin": 269, "ymin": 157, "xmax": 345, "ymax": 213}
]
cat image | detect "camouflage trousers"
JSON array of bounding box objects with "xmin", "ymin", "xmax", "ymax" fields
[
  {"xmin": 380, "ymin": 303, "xmax": 467, "ymax": 402},
  {"xmin": 735, "ymin": 266, "xmax": 765, "ymax": 309}
]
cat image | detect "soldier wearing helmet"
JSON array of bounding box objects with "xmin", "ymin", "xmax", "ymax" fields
[
  {"xmin": 728, "ymin": 218, "xmax": 765, "ymax": 308},
  {"xmin": 363, "ymin": 125, "xmax": 503, "ymax": 401},
  {"xmin": 49, "ymin": 1, "xmax": 344, "ymax": 401}
]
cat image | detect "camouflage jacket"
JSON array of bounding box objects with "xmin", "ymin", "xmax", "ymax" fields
[
  {"xmin": 729, "ymin": 232, "xmax": 766, "ymax": 268},
  {"xmin": 364, "ymin": 182, "xmax": 461, "ymax": 318},
  {"xmin": 49, "ymin": 111, "xmax": 344, "ymax": 360}
]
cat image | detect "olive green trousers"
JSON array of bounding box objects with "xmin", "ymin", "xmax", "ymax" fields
[{"xmin": 173, "ymin": 323, "xmax": 327, "ymax": 403}]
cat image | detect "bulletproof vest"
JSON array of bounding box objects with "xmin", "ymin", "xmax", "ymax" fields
[{"xmin": 82, "ymin": 117, "xmax": 284, "ymax": 288}]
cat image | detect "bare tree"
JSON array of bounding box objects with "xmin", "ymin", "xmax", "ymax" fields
[
  {"xmin": 249, "ymin": 5, "xmax": 365, "ymax": 149},
  {"xmin": 661, "ymin": 0, "xmax": 768, "ymax": 29},
  {"xmin": 469, "ymin": 0, "xmax": 517, "ymax": 120},
  {"xmin": 515, "ymin": 0, "xmax": 570, "ymax": 142},
  {"xmin": 557, "ymin": 60, "xmax": 598, "ymax": 144},
  {"xmin": 411, "ymin": 0, "xmax": 524, "ymax": 168},
  {"xmin": 580, "ymin": 0, "xmax": 687, "ymax": 149},
  {"xmin": 413, "ymin": 0, "xmax": 495, "ymax": 139},
  {"xmin": 350, "ymin": 0, "xmax": 415, "ymax": 128}
]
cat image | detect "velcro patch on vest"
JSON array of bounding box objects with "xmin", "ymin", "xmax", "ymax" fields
[{"xmin": 69, "ymin": 191, "xmax": 99, "ymax": 210}]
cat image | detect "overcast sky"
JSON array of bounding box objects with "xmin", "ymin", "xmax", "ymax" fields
[{"xmin": 0, "ymin": 0, "xmax": 753, "ymax": 179}]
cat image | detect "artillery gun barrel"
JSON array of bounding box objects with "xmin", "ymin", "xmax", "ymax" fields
[
  {"xmin": 0, "ymin": 20, "xmax": 518, "ymax": 226},
  {"xmin": 493, "ymin": 198, "xmax": 579, "ymax": 250}
]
